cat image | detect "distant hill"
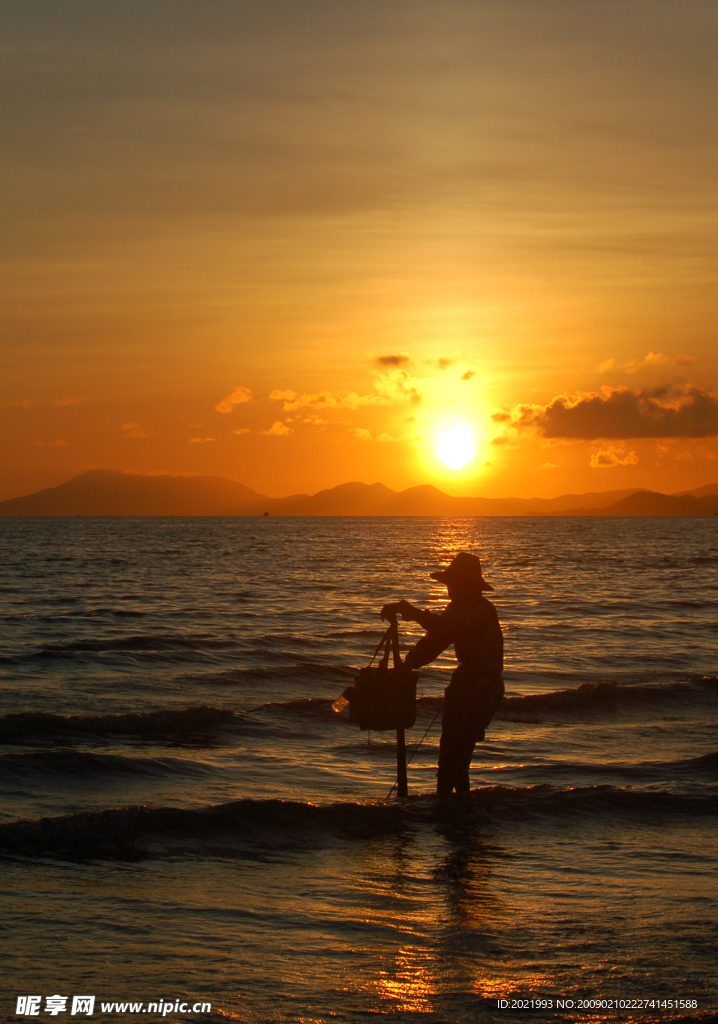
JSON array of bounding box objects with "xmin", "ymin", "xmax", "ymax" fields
[
  {"xmin": 245, "ymin": 481, "xmax": 398, "ymax": 516},
  {"xmin": 558, "ymin": 490, "xmax": 718, "ymax": 516},
  {"xmin": 1, "ymin": 470, "xmax": 717, "ymax": 517},
  {"xmin": 673, "ymin": 482, "xmax": 718, "ymax": 498},
  {"xmin": 0, "ymin": 470, "xmax": 268, "ymax": 516},
  {"xmin": 526, "ymin": 488, "xmax": 649, "ymax": 511},
  {"xmin": 244, "ymin": 483, "xmax": 531, "ymax": 517},
  {"xmin": 243, "ymin": 483, "xmax": 652, "ymax": 517}
]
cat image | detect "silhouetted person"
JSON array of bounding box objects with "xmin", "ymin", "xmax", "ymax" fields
[{"xmin": 381, "ymin": 552, "xmax": 504, "ymax": 798}]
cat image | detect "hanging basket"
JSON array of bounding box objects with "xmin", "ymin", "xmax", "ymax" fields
[{"xmin": 342, "ymin": 621, "xmax": 417, "ymax": 731}]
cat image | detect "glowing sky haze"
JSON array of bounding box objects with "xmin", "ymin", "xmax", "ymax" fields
[{"xmin": 2, "ymin": 0, "xmax": 717, "ymax": 500}]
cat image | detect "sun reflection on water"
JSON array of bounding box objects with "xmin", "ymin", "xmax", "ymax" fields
[
  {"xmin": 473, "ymin": 971, "xmax": 554, "ymax": 999},
  {"xmin": 371, "ymin": 947, "xmax": 438, "ymax": 1013}
]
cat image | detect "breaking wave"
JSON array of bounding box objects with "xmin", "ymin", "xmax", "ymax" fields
[
  {"xmin": 1, "ymin": 785, "xmax": 715, "ymax": 862},
  {"xmin": 2, "ymin": 677, "xmax": 715, "ymax": 745},
  {"xmin": 0, "ymin": 632, "xmax": 238, "ymax": 665},
  {"xmin": 415, "ymin": 677, "xmax": 718, "ymax": 717},
  {"xmin": 0, "ymin": 706, "xmax": 242, "ymax": 742},
  {"xmin": 0, "ymin": 748, "xmax": 217, "ymax": 781},
  {"xmin": 179, "ymin": 662, "xmax": 356, "ymax": 687}
]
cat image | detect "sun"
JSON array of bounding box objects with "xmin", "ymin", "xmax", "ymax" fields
[{"xmin": 437, "ymin": 425, "xmax": 475, "ymax": 470}]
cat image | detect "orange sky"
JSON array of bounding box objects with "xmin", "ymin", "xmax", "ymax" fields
[{"xmin": 2, "ymin": 1, "xmax": 718, "ymax": 501}]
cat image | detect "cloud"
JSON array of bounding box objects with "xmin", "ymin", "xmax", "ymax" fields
[
  {"xmin": 350, "ymin": 427, "xmax": 402, "ymax": 442},
  {"xmin": 490, "ymin": 409, "xmax": 511, "ymax": 423},
  {"xmin": 437, "ymin": 358, "xmax": 453, "ymax": 369},
  {"xmin": 375, "ymin": 353, "xmax": 410, "ymax": 367},
  {"xmin": 600, "ymin": 353, "xmax": 695, "ymax": 374},
  {"xmin": 215, "ymin": 385, "xmax": 252, "ymax": 413},
  {"xmin": 262, "ymin": 421, "xmax": 291, "ymax": 435},
  {"xmin": 11, "ymin": 398, "xmax": 83, "ymax": 408},
  {"xmin": 624, "ymin": 351, "xmax": 669, "ymax": 373},
  {"xmin": 269, "ymin": 368, "xmax": 423, "ymax": 411},
  {"xmin": 460, "ymin": 370, "xmax": 475, "ymax": 381},
  {"xmin": 590, "ymin": 444, "xmax": 638, "ymax": 468},
  {"xmin": 285, "ymin": 415, "xmax": 328, "ymax": 425},
  {"xmin": 273, "ymin": 391, "xmax": 339, "ymax": 411},
  {"xmin": 541, "ymin": 462, "xmax": 560, "ymax": 469},
  {"xmin": 189, "ymin": 436, "xmax": 215, "ymax": 443},
  {"xmin": 121, "ymin": 422, "xmax": 152, "ymax": 438},
  {"xmin": 489, "ymin": 436, "xmax": 511, "ymax": 446},
  {"xmin": 373, "ymin": 369, "xmax": 423, "ymax": 405},
  {"xmin": 510, "ymin": 385, "xmax": 718, "ymax": 439},
  {"xmin": 231, "ymin": 428, "xmax": 251, "ymax": 435}
]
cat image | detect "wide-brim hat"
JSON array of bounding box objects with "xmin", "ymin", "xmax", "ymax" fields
[{"xmin": 430, "ymin": 551, "xmax": 494, "ymax": 590}]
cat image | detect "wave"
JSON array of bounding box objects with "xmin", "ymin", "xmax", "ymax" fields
[
  {"xmin": 414, "ymin": 677, "xmax": 718, "ymax": 718},
  {"xmin": 0, "ymin": 706, "xmax": 243, "ymax": 742},
  {"xmin": 482, "ymin": 751, "xmax": 718, "ymax": 781},
  {"xmin": 257, "ymin": 697, "xmax": 339, "ymax": 720},
  {"xmin": 0, "ymin": 633, "xmax": 238, "ymax": 665},
  {"xmin": 180, "ymin": 662, "xmax": 356, "ymax": 687},
  {"xmin": 503, "ymin": 677, "xmax": 718, "ymax": 716},
  {"xmin": 0, "ymin": 748, "xmax": 216, "ymax": 781},
  {"xmin": 230, "ymin": 678, "xmax": 718, "ymax": 723},
  {"xmin": 1, "ymin": 785, "xmax": 715, "ymax": 862},
  {"xmin": 3, "ymin": 676, "xmax": 715, "ymax": 744},
  {"xmin": 0, "ymin": 700, "xmax": 342, "ymax": 744}
]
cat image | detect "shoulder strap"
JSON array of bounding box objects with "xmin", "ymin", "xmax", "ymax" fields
[
  {"xmin": 368, "ymin": 620, "xmax": 403, "ymax": 671},
  {"xmin": 389, "ymin": 619, "xmax": 402, "ymax": 669}
]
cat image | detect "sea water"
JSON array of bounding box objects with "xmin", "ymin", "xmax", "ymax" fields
[{"xmin": 0, "ymin": 516, "xmax": 716, "ymax": 1023}]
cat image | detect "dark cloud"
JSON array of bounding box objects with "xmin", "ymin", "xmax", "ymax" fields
[
  {"xmin": 513, "ymin": 385, "xmax": 718, "ymax": 439},
  {"xmin": 437, "ymin": 358, "xmax": 453, "ymax": 369},
  {"xmin": 490, "ymin": 409, "xmax": 511, "ymax": 422},
  {"xmin": 590, "ymin": 444, "xmax": 637, "ymax": 468},
  {"xmin": 460, "ymin": 370, "xmax": 475, "ymax": 380},
  {"xmin": 375, "ymin": 354, "xmax": 409, "ymax": 367}
]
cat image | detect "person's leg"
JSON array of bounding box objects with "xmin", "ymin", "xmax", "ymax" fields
[
  {"xmin": 437, "ymin": 671, "xmax": 477, "ymax": 795},
  {"xmin": 437, "ymin": 672, "xmax": 505, "ymax": 795},
  {"xmin": 437, "ymin": 725, "xmax": 460, "ymax": 795},
  {"xmin": 460, "ymin": 677, "xmax": 505, "ymax": 792},
  {"xmin": 437, "ymin": 679, "xmax": 462, "ymax": 794},
  {"xmin": 453, "ymin": 758, "xmax": 472, "ymax": 797},
  {"xmin": 438, "ymin": 732, "xmax": 475, "ymax": 795}
]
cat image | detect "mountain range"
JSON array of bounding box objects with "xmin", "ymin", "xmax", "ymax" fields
[{"xmin": 1, "ymin": 469, "xmax": 717, "ymax": 517}]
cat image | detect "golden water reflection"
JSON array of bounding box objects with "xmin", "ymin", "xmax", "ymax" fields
[
  {"xmin": 358, "ymin": 817, "xmax": 506, "ymax": 1014},
  {"xmin": 371, "ymin": 947, "xmax": 438, "ymax": 1013}
]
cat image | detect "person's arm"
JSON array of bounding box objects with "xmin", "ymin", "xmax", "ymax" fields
[
  {"xmin": 380, "ymin": 599, "xmax": 442, "ymax": 631},
  {"xmin": 403, "ymin": 628, "xmax": 451, "ymax": 670},
  {"xmin": 379, "ymin": 600, "xmax": 453, "ymax": 670}
]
